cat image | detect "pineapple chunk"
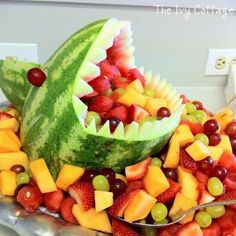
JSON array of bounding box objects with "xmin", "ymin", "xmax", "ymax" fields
[
  {"xmin": 172, "ymin": 124, "xmax": 194, "ymax": 147},
  {"xmin": 95, "ymin": 191, "xmax": 113, "ymax": 212},
  {"xmin": 208, "ymin": 146, "xmax": 224, "ymax": 161},
  {"xmin": 186, "ymin": 141, "xmax": 210, "ymax": 161},
  {"xmin": 216, "ymin": 134, "xmax": 232, "ymax": 153}
]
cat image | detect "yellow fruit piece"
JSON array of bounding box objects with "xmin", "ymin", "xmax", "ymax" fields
[
  {"xmin": 178, "ymin": 166, "xmax": 199, "ymax": 201},
  {"xmin": 0, "ymin": 129, "xmax": 21, "ymax": 152},
  {"xmin": 95, "ymin": 191, "xmax": 113, "ymax": 212},
  {"xmin": 169, "ymin": 192, "xmax": 197, "ymax": 224},
  {"xmin": 185, "ymin": 141, "xmax": 210, "ymax": 161},
  {"xmin": 30, "ymin": 158, "xmax": 57, "ymax": 193},
  {"xmin": 208, "ymin": 146, "xmax": 224, "ymax": 161},
  {"xmin": 143, "ymin": 166, "xmax": 170, "ymax": 197},
  {"xmin": 216, "ymin": 134, "xmax": 232, "ymax": 153},
  {"xmin": 214, "ymin": 108, "xmax": 234, "ymax": 130},
  {"xmin": 56, "ymin": 164, "xmax": 85, "ymax": 191},
  {"xmin": 72, "ymin": 204, "xmax": 112, "ymax": 233},
  {"xmin": 126, "ymin": 79, "xmax": 144, "ymax": 93},
  {"xmin": 0, "ymin": 170, "xmax": 17, "ymax": 196},
  {"xmin": 117, "ymin": 88, "xmax": 147, "ymax": 108},
  {"xmin": 164, "ymin": 137, "xmax": 180, "ymax": 168},
  {"xmin": 7, "ymin": 108, "xmax": 20, "ymax": 119},
  {"xmin": 0, "ymin": 118, "xmax": 19, "ymax": 132},
  {"xmin": 0, "ymin": 152, "xmax": 28, "ymax": 170},
  {"xmin": 172, "ymin": 124, "xmax": 194, "ymax": 147},
  {"xmin": 124, "ymin": 190, "xmax": 157, "ymax": 222},
  {"xmin": 115, "ymin": 173, "xmax": 127, "ymax": 184},
  {"xmin": 145, "ymin": 98, "xmax": 167, "ymax": 116}
]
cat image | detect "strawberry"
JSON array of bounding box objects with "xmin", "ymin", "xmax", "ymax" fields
[
  {"xmin": 189, "ymin": 122, "xmax": 204, "ymax": 135},
  {"xmin": 179, "ymin": 94, "xmax": 189, "ymax": 104},
  {"xmin": 219, "ymin": 151, "xmax": 236, "ymax": 172},
  {"xmin": 16, "ymin": 185, "xmax": 43, "ymax": 213},
  {"xmin": 201, "ymin": 222, "xmax": 221, "ymax": 236},
  {"xmin": 180, "ymin": 148, "xmax": 198, "ymax": 173},
  {"xmin": 68, "ymin": 182, "xmax": 94, "ymax": 211},
  {"xmin": 125, "ymin": 157, "xmax": 151, "ymax": 182},
  {"xmin": 157, "ymin": 224, "xmax": 181, "ymax": 236},
  {"xmin": 43, "ymin": 189, "xmax": 64, "ymax": 212},
  {"xmin": 0, "ymin": 111, "xmax": 13, "ymax": 120},
  {"xmin": 60, "ymin": 197, "xmax": 77, "ymax": 224},
  {"xmin": 217, "ymin": 191, "xmax": 236, "ymax": 209},
  {"xmin": 108, "ymin": 105, "xmax": 128, "ymax": 124},
  {"xmin": 176, "ymin": 222, "xmax": 203, "ymax": 236},
  {"xmin": 88, "ymin": 95, "xmax": 114, "ymax": 113},
  {"xmin": 156, "ymin": 179, "xmax": 181, "ymax": 203},
  {"xmin": 89, "ymin": 75, "xmax": 111, "ymax": 94},
  {"xmin": 129, "ymin": 105, "xmax": 149, "ymax": 123},
  {"xmin": 126, "ymin": 68, "xmax": 146, "ymax": 86},
  {"xmin": 112, "ymin": 218, "xmax": 141, "ymax": 236},
  {"xmin": 125, "ymin": 180, "xmax": 144, "ymax": 193},
  {"xmin": 215, "ymin": 207, "xmax": 236, "ymax": 229}
]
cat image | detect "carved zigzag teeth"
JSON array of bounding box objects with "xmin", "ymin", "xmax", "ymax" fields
[
  {"xmin": 74, "ymin": 79, "xmax": 93, "ymax": 98},
  {"xmin": 78, "ymin": 62, "xmax": 100, "ymax": 82}
]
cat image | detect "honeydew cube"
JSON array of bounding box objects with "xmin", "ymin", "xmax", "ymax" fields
[
  {"xmin": 0, "ymin": 170, "xmax": 17, "ymax": 196},
  {"xmin": 216, "ymin": 134, "xmax": 232, "ymax": 153},
  {"xmin": 185, "ymin": 141, "xmax": 210, "ymax": 161},
  {"xmin": 144, "ymin": 98, "xmax": 167, "ymax": 116},
  {"xmin": 208, "ymin": 146, "xmax": 224, "ymax": 161},
  {"xmin": 172, "ymin": 124, "xmax": 194, "ymax": 147},
  {"xmin": 95, "ymin": 191, "xmax": 113, "ymax": 212}
]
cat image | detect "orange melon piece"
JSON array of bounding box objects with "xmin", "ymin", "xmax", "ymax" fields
[
  {"xmin": 0, "ymin": 118, "xmax": 19, "ymax": 132},
  {"xmin": 125, "ymin": 79, "xmax": 144, "ymax": 93},
  {"xmin": 72, "ymin": 204, "xmax": 112, "ymax": 233},
  {"xmin": 164, "ymin": 136, "xmax": 180, "ymax": 168},
  {"xmin": 144, "ymin": 98, "xmax": 168, "ymax": 116},
  {"xmin": 124, "ymin": 190, "xmax": 156, "ymax": 221},
  {"xmin": 56, "ymin": 164, "xmax": 85, "ymax": 191},
  {"xmin": 29, "ymin": 158, "xmax": 57, "ymax": 193},
  {"xmin": 0, "ymin": 152, "xmax": 28, "ymax": 170},
  {"xmin": 0, "ymin": 170, "xmax": 17, "ymax": 196},
  {"xmin": 0, "ymin": 129, "xmax": 21, "ymax": 152}
]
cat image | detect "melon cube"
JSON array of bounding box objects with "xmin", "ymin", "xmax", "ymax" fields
[
  {"xmin": 145, "ymin": 98, "xmax": 167, "ymax": 116},
  {"xmin": 56, "ymin": 164, "xmax": 85, "ymax": 191},
  {"xmin": 125, "ymin": 79, "xmax": 144, "ymax": 93},
  {"xmin": 216, "ymin": 134, "xmax": 232, "ymax": 153},
  {"xmin": 208, "ymin": 146, "xmax": 224, "ymax": 161},
  {"xmin": 0, "ymin": 170, "xmax": 17, "ymax": 196},
  {"xmin": 0, "ymin": 129, "xmax": 21, "ymax": 152},
  {"xmin": 95, "ymin": 191, "xmax": 113, "ymax": 212},
  {"xmin": 0, "ymin": 118, "xmax": 19, "ymax": 132},
  {"xmin": 185, "ymin": 140, "xmax": 210, "ymax": 161},
  {"xmin": 29, "ymin": 158, "xmax": 57, "ymax": 193},
  {"xmin": 214, "ymin": 108, "xmax": 234, "ymax": 130}
]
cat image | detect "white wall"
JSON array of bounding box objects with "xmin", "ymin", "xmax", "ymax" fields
[{"xmin": 0, "ymin": 1, "xmax": 236, "ymax": 111}]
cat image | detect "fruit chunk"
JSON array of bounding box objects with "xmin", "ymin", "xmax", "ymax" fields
[
  {"xmin": 180, "ymin": 148, "xmax": 198, "ymax": 173},
  {"xmin": 176, "ymin": 222, "xmax": 203, "ymax": 236},
  {"xmin": 126, "ymin": 68, "xmax": 146, "ymax": 86},
  {"xmin": 0, "ymin": 118, "xmax": 19, "ymax": 132},
  {"xmin": 43, "ymin": 189, "xmax": 64, "ymax": 212},
  {"xmin": 0, "ymin": 170, "xmax": 16, "ymax": 196},
  {"xmin": 60, "ymin": 197, "xmax": 77, "ymax": 224},
  {"xmin": 216, "ymin": 134, "xmax": 232, "ymax": 153},
  {"xmin": 72, "ymin": 204, "xmax": 112, "ymax": 233},
  {"xmin": 129, "ymin": 105, "xmax": 149, "ymax": 123},
  {"xmin": 0, "ymin": 129, "xmax": 21, "ymax": 152},
  {"xmin": 199, "ymin": 190, "xmax": 215, "ymax": 205},
  {"xmin": 208, "ymin": 146, "xmax": 223, "ymax": 161},
  {"xmin": 95, "ymin": 191, "xmax": 113, "ymax": 212},
  {"xmin": 56, "ymin": 164, "xmax": 85, "ymax": 191},
  {"xmin": 178, "ymin": 166, "xmax": 199, "ymax": 200},
  {"xmin": 185, "ymin": 141, "xmax": 210, "ymax": 161},
  {"xmin": 214, "ymin": 108, "xmax": 234, "ymax": 130},
  {"xmin": 217, "ymin": 190, "xmax": 236, "ymax": 208},
  {"xmin": 0, "ymin": 151, "xmax": 28, "ymax": 170},
  {"xmin": 112, "ymin": 218, "xmax": 140, "ymax": 236},
  {"xmin": 126, "ymin": 79, "xmax": 144, "ymax": 93},
  {"xmin": 218, "ymin": 151, "xmax": 236, "ymax": 172},
  {"xmin": 145, "ymin": 98, "xmax": 167, "ymax": 116},
  {"xmin": 143, "ymin": 166, "xmax": 170, "ymax": 197},
  {"xmin": 201, "ymin": 222, "xmax": 221, "ymax": 236},
  {"xmin": 124, "ymin": 190, "xmax": 157, "ymax": 221},
  {"xmin": 169, "ymin": 192, "xmax": 197, "ymax": 224},
  {"xmin": 29, "ymin": 158, "xmax": 57, "ymax": 193}
]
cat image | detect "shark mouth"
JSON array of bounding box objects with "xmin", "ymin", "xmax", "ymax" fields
[{"xmin": 72, "ymin": 18, "xmax": 184, "ymax": 141}]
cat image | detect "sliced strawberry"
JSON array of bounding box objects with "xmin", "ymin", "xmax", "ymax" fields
[
  {"xmin": 215, "ymin": 207, "xmax": 236, "ymax": 229},
  {"xmin": 43, "ymin": 189, "xmax": 64, "ymax": 212},
  {"xmin": 125, "ymin": 180, "xmax": 144, "ymax": 193},
  {"xmin": 219, "ymin": 151, "xmax": 236, "ymax": 172},
  {"xmin": 189, "ymin": 122, "xmax": 204, "ymax": 135},
  {"xmin": 125, "ymin": 157, "xmax": 151, "ymax": 182},
  {"xmin": 179, "ymin": 94, "xmax": 189, "ymax": 104},
  {"xmin": 0, "ymin": 111, "xmax": 13, "ymax": 120},
  {"xmin": 201, "ymin": 222, "xmax": 221, "ymax": 236},
  {"xmin": 126, "ymin": 68, "xmax": 146, "ymax": 86},
  {"xmin": 176, "ymin": 222, "xmax": 203, "ymax": 236},
  {"xmin": 112, "ymin": 218, "xmax": 141, "ymax": 236},
  {"xmin": 180, "ymin": 148, "xmax": 198, "ymax": 173},
  {"xmin": 216, "ymin": 190, "xmax": 236, "ymax": 209},
  {"xmin": 88, "ymin": 75, "xmax": 111, "ymax": 94},
  {"xmin": 88, "ymin": 95, "xmax": 113, "ymax": 113},
  {"xmin": 129, "ymin": 105, "xmax": 149, "ymax": 123},
  {"xmin": 157, "ymin": 224, "xmax": 182, "ymax": 236},
  {"xmin": 68, "ymin": 182, "xmax": 94, "ymax": 211},
  {"xmin": 16, "ymin": 185, "xmax": 43, "ymax": 213},
  {"xmin": 108, "ymin": 105, "xmax": 128, "ymax": 124},
  {"xmin": 60, "ymin": 197, "xmax": 77, "ymax": 224},
  {"xmin": 156, "ymin": 179, "xmax": 181, "ymax": 203}
]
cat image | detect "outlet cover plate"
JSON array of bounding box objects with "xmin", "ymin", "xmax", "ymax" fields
[
  {"xmin": 205, "ymin": 49, "xmax": 236, "ymax": 76},
  {"xmin": 0, "ymin": 43, "xmax": 38, "ymax": 63}
]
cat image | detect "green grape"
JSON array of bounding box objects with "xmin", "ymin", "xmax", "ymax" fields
[
  {"xmin": 194, "ymin": 133, "xmax": 209, "ymax": 146},
  {"xmin": 181, "ymin": 114, "xmax": 197, "ymax": 123},
  {"xmin": 92, "ymin": 175, "xmax": 110, "ymax": 191},
  {"xmin": 194, "ymin": 211, "xmax": 212, "ymax": 228},
  {"xmin": 16, "ymin": 172, "xmax": 30, "ymax": 186},
  {"xmin": 185, "ymin": 102, "xmax": 196, "ymax": 114},
  {"xmin": 154, "ymin": 218, "xmax": 169, "ymax": 225},
  {"xmin": 193, "ymin": 110, "xmax": 207, "ymax": 122},
  {"xmin": 207, "ymin": 177, "xmax": 224, "ymax": 196},
  {"xmin": 86, "ymin": 111, "xmax": 101, "ymax": 126},
  {"xmin": 151, "ymin": 158, "xmax": 162, "ymax": 167},
  {"xmin": 151, "ymin": 203, "xmax": 168, "ymax": 222},
  {"xmin": 144, "ymin": 87, "xmax": 155, "ymax": 97},
  {"xmin": 140, "ymin": 116, "xmax": 156, "ymax": 125},
  {"xmin": 206, "ymin": 205, "xmax": 225, "ymax": 219},
  {"xmin": 114, "ymin": 88, "xmax": 125, "ymax": 95},
  {"xmin": 142, "ymin": 227, "xmax": 156, "ymax": 236},
  {"xmin": 103, "ymin": 88, "xmax": 113, "ymax": 96}
]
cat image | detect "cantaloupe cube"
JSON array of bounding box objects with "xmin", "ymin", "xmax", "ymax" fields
[
  {"xmin": 208, "ymin": 146, "xmax": 224, "ymax": 161},
  {"xmin": 95, "ymin": 191, "xmax": 113, "ymax": 212},
  {"xmin": 0, "ymin": 129, "xmax": 21, "ymax": 152},
  {"xmin": 172, "ymin": 124, "xmax": 194, "ymax": 147},
  {"xmin": 145, "ymin": 98, "xmax": 167, "ymax": 116},
  {"xmin": 0, "ymin": 118, "xmax": 19, "ymax": 132},
  {"xmin": 72, "ymin": 204, "xmax": 112, "ymax": 233},
  {"xmin": 185, "ymin": 141, "xmax": 210, "ymax": 161},
  {"xmin": 214, "ymin": 108, "xmax": 234, "ymax": 130},
  {"xmin": 0, "ymin": 170, "xmax": 17, "ymax": 196},
  {"xmin": 29, "ymin": 158, "xmax": 57, "ymax": 193},
  {"xmin": 56, "ymin": 164, "xmax": 85, "ymax": 191},
  {"xmin": 216, "ymin": 135, "xmax": 232, "ymax": 153},
  {"xmin": 125, "ymin": 79, "xmax": 144, "ymax": 93},
  {"xmin": 0, "ymin": 152, "xmax": 28, "ymax": 170},
  {"xmin": 164, "ymin": 137, "xmax": 180, "ymax": 168}
]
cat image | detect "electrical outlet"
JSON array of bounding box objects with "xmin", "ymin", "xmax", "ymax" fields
[
  {"xmin": 0, "ymin": 43, "xmax": 38, "ymax": 63},
  {"xmin": 205, "ymin": 49, "xmax": 236, "ymax": 76}
]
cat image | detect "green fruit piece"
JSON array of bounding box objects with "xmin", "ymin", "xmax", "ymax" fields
[
  {"xmin": 207, "ymin": 177, "xmax": 224, "ymax": 196},
  {"xmin": 206, "ymin": 205, "xmax": 225, "ymax": 219},
  {"xmin": 142, "ymin": 227, "xmax": 156, "ymax": 236},
  {"xmin": 193, "ymin": 110, "xmax": 207, "ymax": 122},
  {"xmin": 181, "ymin": 114, "xmax": 197, "ymax": 123},
  {"xmin": 92, "ymin": 175, "xmax": 110, "ymax": 191},
  {"xmin": 114, "ymin": 88, "xmax": 125, "ymax": 95},
  {"xmin": 185, "ymin": 102, "xmax": 196, "ymax": 114},
  {"xmin": 144, "ymin": 87, "xmax": 155, "ymax": 97},
  {"xmin": 151, "ymin": 157, "xmax": 162, "ymax": 167},
  {"xmin": 154, "ymin": 218, "xmax": 169, "ymax": 225},
  {"xmin": 151, "ymin": 203, "xmax": 168, "ymax": 222},
  {"xmin": 86, "ymin": 111, "xmax": 101, "ymax": 126},
  {"xmin": 194, "ymin": 211, "xmax": 212, "ymax": 228},
  {"xmin": 103, "ymin": 88, "xmax": 113, "ymax": 96},
  {"xmin": 16, "ymin": 172, "xmax": 30, "ymax": 186},
  {"xmin": 194, "ymin": 133, "xmax": 209, "ymax": 146},
  {"xmin": 140, "ymin": 116, "xmax": 156, "ymax": 125}
]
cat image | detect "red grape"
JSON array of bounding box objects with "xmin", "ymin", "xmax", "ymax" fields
[
  {"xmin": 27, "ymin": 68, "xmax": 47, "ymax": 87},
  {"xmin": 10, "ymin": 165, "xmax": 25, "ymax": 174},
  {"xmin": 100, "ymin": 168, "xmax": 116, "ymax": 184},
  {"xmin": 198, "ymin": 157, "xmax": 214, "ymax": 171},
  {"xmin": 162, "ymin": 168, "xmax": 177, "ymax": 181},
  {"xmin": 81, "ymin": 169, "xmax": 97, "ymax": 183},
  {"xmin": 193, "ymin": 101, "xmax": 203, "ymax": 110},
  {"xmin": 110, "ymin": 179, "xmax": 126, "ymax": 198},
  {"xmin": 109, "ymin": 117, "xmax": 121, "ymax": 132},
  {"xmin": 210, "ymin": 165, "xmax": 228, "ymax": 181},
  {"xmin": 203, "ymin": 119, "xmax": 219, "ymax": 135},
  {"xmin": 225, "ymin": 121, "xmax": 236, "ymax": 137},
  {"xmin": 157, "ymin": 107, "xmax": 171, "ymax": 119},
  {"xmin": 230, "ymin": 136, "xmax": 236, "ymax": 152},
  {"xmin": 208, "ymin": 133, "xmax": 221, "ymax": 146}
]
